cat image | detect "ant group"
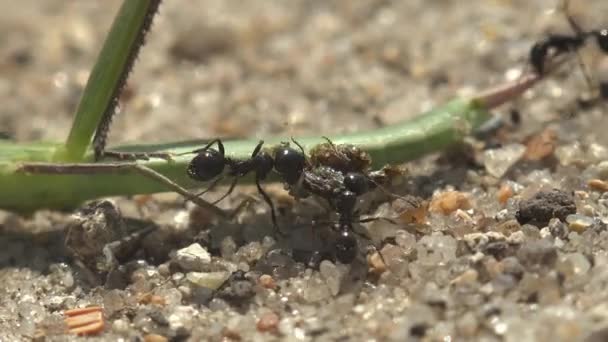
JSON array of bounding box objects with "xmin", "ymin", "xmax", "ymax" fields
[
  {"xmin": 183, "ymin": 137, "xmax": 399, "ymax": 263},
  {"xmin": 529, "ymin": 0, "xmax": 608, "ymax": 96}
]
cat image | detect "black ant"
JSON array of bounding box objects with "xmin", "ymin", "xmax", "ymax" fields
[
  {"xmin": 529, "ymin": 1, "xmax": 608, "ymax": 77},
  {"xmin": 183, "ymin": 139, "xmax": 276, "ymax": 227},
  {"xmin": 183, "ymin": 138, "xmax": 307, "ymax": 231}
]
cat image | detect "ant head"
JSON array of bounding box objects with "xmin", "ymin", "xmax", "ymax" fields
[
  {"xmin": 187, "ymin": 148, "xmax": 226, "ymax": 181},
  {"xmin": 596, "ymin": 29, "xmax": 608, "ymax": 53},
  {"xmin": 273, "ymin": 145, "xmax": 306, "ymax": 184},
  {"xmin": 344, "ymin": 172, "xmax": 369, "ymax": 195},
  {"xmin": 334, "ymin": 228, "xmax": 358, "ymax": 264}
]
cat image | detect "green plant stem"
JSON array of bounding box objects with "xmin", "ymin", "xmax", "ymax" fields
[
  {"xmin": 0, "ymin": 73, "xmax": 543, "ymax": 213},
  {"xmin": 56, "ymin": 0, "xmax": 159, "ymax": 162}
]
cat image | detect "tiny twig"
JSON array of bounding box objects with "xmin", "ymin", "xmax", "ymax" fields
[{"xmin": 16, "ymin": 162, "xmax": 228, "ymax": 218}]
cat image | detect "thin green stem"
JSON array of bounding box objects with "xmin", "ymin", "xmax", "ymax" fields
[{"xmin": 56, "ymin": 0, "xmax": 160, "ymax": 162}]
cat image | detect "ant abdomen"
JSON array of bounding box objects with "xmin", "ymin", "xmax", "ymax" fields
[{"xmin": 187, "ymin": 148, "xmax": 225, "ymax": 181}]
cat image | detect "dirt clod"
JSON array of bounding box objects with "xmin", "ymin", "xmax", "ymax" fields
[{"xmin": 516, "ymin": 189, "xmax": 576, "ymax": 227}]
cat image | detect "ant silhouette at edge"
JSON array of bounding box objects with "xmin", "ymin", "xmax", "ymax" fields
[
  {"xmin": 529, "ymin": 0, "xmax": 608, "ymax": 98},
  {"xmin": 182, "ymin": 137, "xmax": 405, "ymax": 264}
]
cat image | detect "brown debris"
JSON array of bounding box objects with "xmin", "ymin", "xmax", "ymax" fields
[
  {"xmin": 257, "ymin": 312, "xmax": 280, "ymax": 333},
  {"xmin": 497, "ymin": 183, "xmax": 514, "ymax": 205}
]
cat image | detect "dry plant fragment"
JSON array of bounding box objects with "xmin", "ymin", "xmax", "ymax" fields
[{"xmin": 64, "ymin": 306, "xmax": 104, "ymax": 335}]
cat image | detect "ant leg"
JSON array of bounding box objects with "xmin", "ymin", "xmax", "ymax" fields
[
  {"xmin": 176, "ymin": 138, "xmax": 223, "ymax": 156},
  {"xmin": 184, "ymin": 176, "xmax": 225, "ymax": 204},
  {"xmin": 290, "ymin": 137, "xmax": 311, "ymax": 166},
  {"xmin": 212, "ymin": 176, "xmax": 238, "ymax": 204},
  {"xmin": 254, "ymin": 175, "xmax": 283, "ymax": 235},
  {"xmin": 251, "ymin": 140, "xmax": 265, "ymax": 157},
  {"xmin": 561, "ymin": 0, "xmax": 584, "ymax": 35},
  {"xmin": 359, "ymin": 216, "xmax": 398, "ymax": 225},
  {"xmin": 559, "ymin": 0, "xmax": 596, "ymax": 94}
]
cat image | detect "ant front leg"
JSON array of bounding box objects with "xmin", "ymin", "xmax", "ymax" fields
[{"xmin": 177, "ymin": 138, "xmax": 224, "ymax": 156}]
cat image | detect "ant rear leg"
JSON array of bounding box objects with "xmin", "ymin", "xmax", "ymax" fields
[
  {"xmin": 184, "ymin": 176, "xmax": 225, "ymax": 204},
  {"xmin": 212, "ymin": 176, "xmax": 238, "ymax": 205},
  {"xmin": 254, "ymin": 175, "xmax": 284, "ymax": 236}
]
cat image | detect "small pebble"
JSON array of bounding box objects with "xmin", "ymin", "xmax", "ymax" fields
[
  {"xmin": 367, "ymin": 251, "xmax": 388, "ymax": 275},
  {"xmin": 175, "ymin": 243, "xmax": 211, "ymax": 271},
  {"xmin": 259, "ymin": 274, "xmax": 277, "ymax": 290},
  {"xmin": 483, "ymin": 143, "xmax": 526, "ymax": 178},
  {"xmin": 588, "ymin": 179, "xmax": 608, "ymax": 192},
  {"xmin": 187, "ymin": 271, "xmax": 230, "ymax": 290},
  {"xmin": 566, "ymin": 214, "xmax": 594, "ymax": 233},
  {"xmin": 524, "ymin": 128, "xmax": 557, "ymax": 161},
  {"xmin": 144, "ymin": 334, "xmax": 169, "ymax": 342},
  {"xmin": 429, "ymin": 191, "xmax": 471, "ymax": 215},
  {"xmin": 257, "ymin": 312, "xmax": 280, "ymax": 333},
  {"xmin": 497, "ymin": 184, "xmax": 514, "ymax": 205}
]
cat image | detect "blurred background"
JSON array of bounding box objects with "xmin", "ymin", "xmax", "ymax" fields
[{"xmin": 1, "ymin": 0, "xmax": 606, "ymax": 148}]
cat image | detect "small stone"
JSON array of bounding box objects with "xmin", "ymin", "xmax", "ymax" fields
[
  {"xmin": 367, "ymin": 251, "xmax": 387, "ymax": 275},
  {"xmin": 566, "ymin": 214, "xmax": 594, "ymax": 233},
  {"xmin": 497, "ymin": 184, "xmax": 514, "ymax": 205},
  {"xmin": 112, "ymin": 319, "xmax": 130, "ymax": 333},
  {"xmin": 558, "ymin": 253, "xmax": 591, "ymax": 277},
  {"xmin": 319, "ymin": 260, "xmax": 342, "ymax": 296},
  {"xmin": 258, "ymin": 274, "xmax": 277, "ymax": 290},
  {"xmin": 186, "ymin": 271, "xmax": 230, "ymax": 290},
  {"xmin": 483, "ymin": 143, "xmax": 526, "ymax": 178},
  {"xmin": 144, "ymin": 334, "xmax": 169, "ymax": 342},
  {"xmin": 257, "ymin": 312, "xmax": 280, "ymax": 333},
  {"xmin": 588, "ymin": 179, "xmax": 608, "ymax": 192},
  {"xmin": 429, "ymin": 191, "xmax": 471, "ymax": 215},
  {"xmin": 516, "ymin": 189, "xmax": 576, "ymax": 227},
  {"xmin": 450, "ymin": 269, "xmax": 479, "ymax": 286},
  {"xmin": 524, "ymin": 128, "xmax": 557, "ymax": 161},
  {"xmin": 416, "ymin": 233, "xmax": 457, "ymax": 265},
  {"xmin": 175, "ymin": 243, "xmax": 211, "ymax": 271},
  {"xmin": 516, "ymin": 239, "xmax": 557, "ymax": 270}
]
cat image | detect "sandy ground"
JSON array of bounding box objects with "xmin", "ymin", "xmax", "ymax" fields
[{"xmin": 2, "ymin": 0, "xmax": 608, "ymax": 341}]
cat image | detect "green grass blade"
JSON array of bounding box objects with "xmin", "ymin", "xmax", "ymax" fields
[{"xmin": 56, "ymin": 0, "xmax": 159, "ymax": 162}]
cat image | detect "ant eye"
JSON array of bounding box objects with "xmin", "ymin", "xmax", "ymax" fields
[
  {"xmin": 187, "ymin": 149, "xmax": 225, "ymax": 181},
  {"xmin": 344, "ymin": 172, "xmax": 369, "ymax": 195},
  {"xmin": 335, "ymin": 230, "xmax": 357, "ymax": 263},
  {"xmin": 597, "ymin": 29, "xmax": 608, "ymax": 53},
  {"xmin": 274, "ymin": 147, "xmax": 306, "ymax": 183}
]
